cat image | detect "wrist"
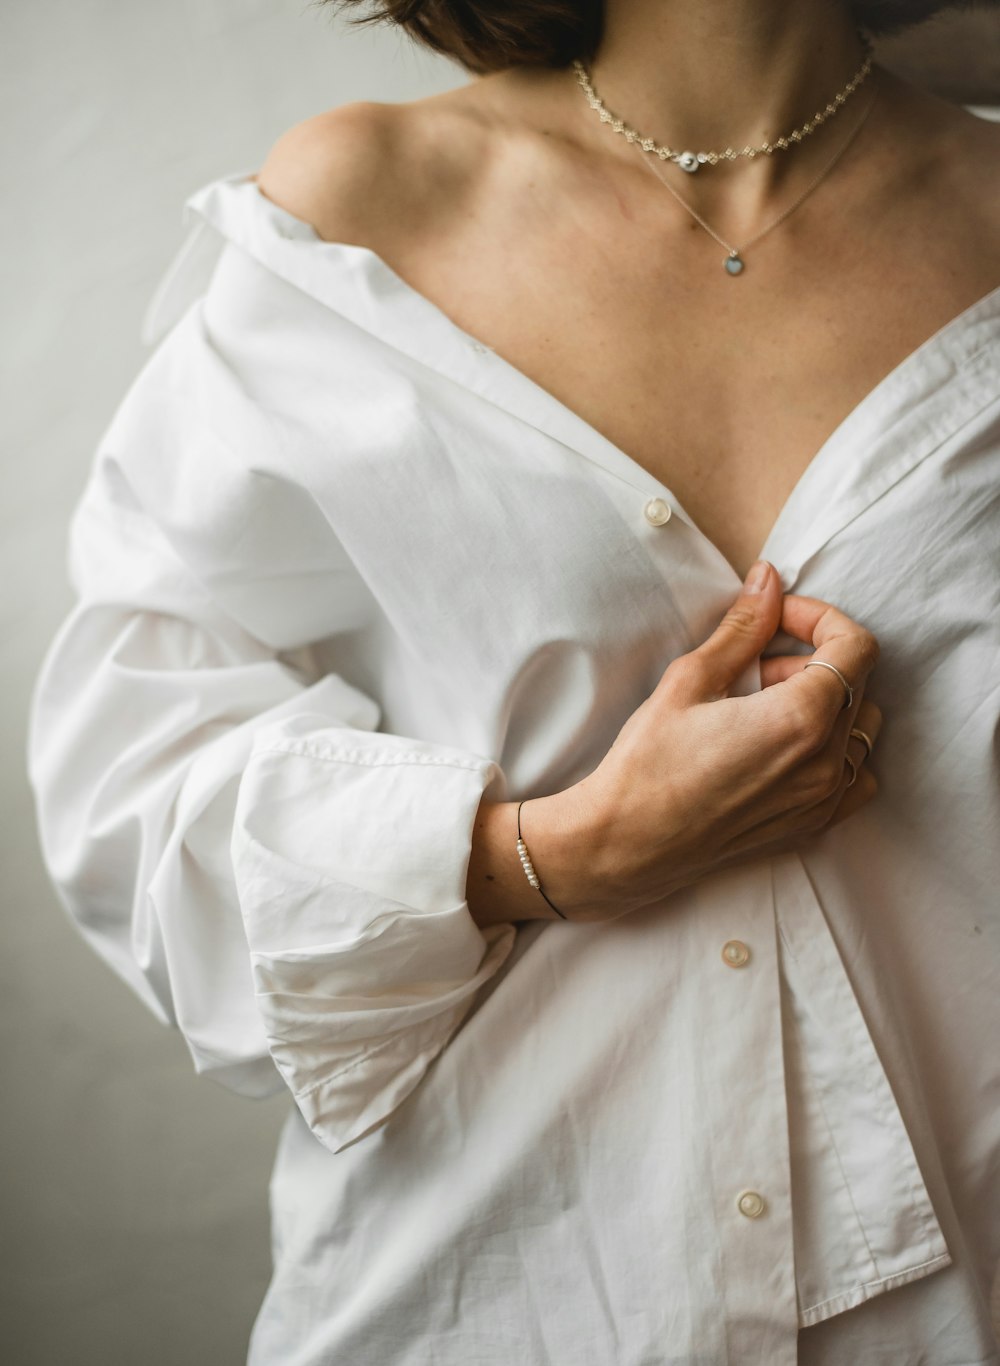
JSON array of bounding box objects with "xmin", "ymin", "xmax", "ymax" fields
[{"xmin": 517, "ymin": 780, "xmax": 620, "ymax": 922}]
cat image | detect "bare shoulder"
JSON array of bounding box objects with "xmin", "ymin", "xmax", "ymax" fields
[
  {"xmin": 254, "ymin": 86, "xmax": 500, "ymax": 252},
  {"xmin": 255, "ymin": 102, "xmax": 409, "ymax": 245}
]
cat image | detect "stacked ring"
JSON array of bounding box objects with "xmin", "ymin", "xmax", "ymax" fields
[
  {"xmin": 803, "ymin": 658, "xmax": 853, "ymax": 709},
  {"xmin": 850, "ymin": 727, "xmax": 874, "ymax": 759},
  {"xmin": 843, "ymin": 726, "xmax": 875, "ymax": 788}
]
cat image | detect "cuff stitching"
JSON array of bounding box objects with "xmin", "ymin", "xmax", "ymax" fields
[{"xmin": 251, "ymin": 737, "xmax": 493, "ymax": 774}]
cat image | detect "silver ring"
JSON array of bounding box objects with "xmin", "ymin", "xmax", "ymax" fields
[
  {"xmin": 849, "ymin": 727, "xmax": 874, "ymax": 760},
  {"xmin": 844, "ymin": 753, "xmax": 858, "ymax": 788},
  {"xmin": 803, "ymin": 659, "xmax": 853, "ymax": 710}
]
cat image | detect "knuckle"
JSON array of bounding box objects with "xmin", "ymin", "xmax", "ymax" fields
[
  {"xmin": 856, "ymin": 629, "xmax": 880, "ymax": 672},
  {"xmin": 820, "ymin": 756, "xmax": 846, "ymax": 797},
  {"xmin": 803, "ymin": 756, "xmax": 842, "ymax": 803},
  {"xmin": 724, "ymin": 603, "xmax": 762, "ymax": 638},
  {"xmin": 663, "ymin": 652, "xmax": 705, "ymax": 693},
  {"xmin": 785, "ymin": 694, "xmax": 826, "ymax": 757}
]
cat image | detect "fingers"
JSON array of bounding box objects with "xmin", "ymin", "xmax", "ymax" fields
[
  {"xmin": 665, "ymin": 560, "xmax": 783, "ymax": 704},
  {"xmin": 676, "ymin": 583, "xmax": 877, "ymax": 720},
  {"xmin": 760, "ymin": 650, "xmax": 877, "ymax": 706},
  {"xmin": 781, "ymin": 595, "xmax": 880, "ymax": 696},
  {"xmin": 759, "ymin": 653, "xmax": 806, "ymax": 689},
  {"xmin": 830, "ymin": 697, "xmax": 882, "ymax": 790},
  {"xmin": 720, "ymin": 695, "xmax": 883, "ymax": 859},
  {"xmin": 757, "ymin": 594, "xmax": 879, "ymax": 741},
  {"xmin": 827, "ymin": 764, "xmax": 878, "ymax": 827},
  {"xmin": 777, "ymin": 592, "xmax": 878, "ymax": 655},
  {"xmin": 845, "ymin": 701, "xmax": 882, "ymax": 767}
]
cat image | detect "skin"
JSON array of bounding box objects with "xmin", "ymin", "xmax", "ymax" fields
[{"xmin": 256, "ymin": 0, "xmax": 1000, "ymax": 927}]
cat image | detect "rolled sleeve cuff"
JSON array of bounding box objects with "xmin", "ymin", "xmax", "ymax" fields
[{"xmin": 231, "ymin": 721, "xmax": 516, "ymax": 1153}]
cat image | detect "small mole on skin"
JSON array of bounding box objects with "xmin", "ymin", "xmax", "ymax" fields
[{"xmin": 485, "ymin": 874, "xmax": 495, "ymax": 882}]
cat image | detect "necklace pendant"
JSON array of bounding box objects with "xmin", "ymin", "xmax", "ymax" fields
[
  {"xmin": 676, "ymin": 151, "xmax": 700, "ymax": 173},
  {"xmin": 724, "ymin": 253, "xmax": 745, "ymax": 276}
]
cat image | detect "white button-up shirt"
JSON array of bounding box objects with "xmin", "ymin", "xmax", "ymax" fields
[{"xmin": 27, "ymin": 170, "xmax": 1000, "ymax": 1366}]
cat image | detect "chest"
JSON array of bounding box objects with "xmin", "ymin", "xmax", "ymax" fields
[{"xmin": 390, "ymin": 198, "xmax": 999, "ymax": 582}]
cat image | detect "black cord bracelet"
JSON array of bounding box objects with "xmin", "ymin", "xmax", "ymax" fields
[{"xmin": 515, "ymin": 800, "xmax": 568, "ymax": 919}]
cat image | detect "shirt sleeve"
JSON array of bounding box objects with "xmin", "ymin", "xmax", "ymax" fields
[{"xmin": 27, "ymin": 289, "xmax": 516, "ymax": 1155}]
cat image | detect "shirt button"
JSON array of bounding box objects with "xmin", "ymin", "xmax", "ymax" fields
[
  {"xmin": 736, "ymin": 1190, "xmax": 766, "ymax": 1219},
  {"xmin": 721, "ymin": 939, "xmax": 751, "ymax": 968},
  {"xmin": 643, "ymin": 497, "xmax": 672, "ymax": 526}
]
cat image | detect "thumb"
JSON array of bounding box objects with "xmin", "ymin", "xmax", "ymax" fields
[{"xmin": 684, "ymin": 560, "xmax": 782, "ymax": 700}]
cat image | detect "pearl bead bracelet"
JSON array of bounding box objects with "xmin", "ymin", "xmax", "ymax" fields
[{"xmin": 516, "ymin": 800, "xmax": 568, "ymax": 920}]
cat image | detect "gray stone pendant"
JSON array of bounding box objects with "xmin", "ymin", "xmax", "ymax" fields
[
  {"xmin": 676, "ymin": 151, "xmax": 700, "ymax": 173},
  {"xmin": 724, "ymin": 253, "xmax": 745, "ymax": 276}
]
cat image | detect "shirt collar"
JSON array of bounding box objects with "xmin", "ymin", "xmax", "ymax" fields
[{"xmin": 184, "ymin": 169, "xmax": 1000, "ymax": 593}]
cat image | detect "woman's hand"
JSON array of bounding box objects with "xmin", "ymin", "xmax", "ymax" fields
[{"xmin": 524, "ymin": 560, "xmax": 882, "ymax": 924}]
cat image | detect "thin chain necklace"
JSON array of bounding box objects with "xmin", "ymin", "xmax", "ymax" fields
[
  {"xmin": 635, "ymin": 80, "xmax": 879, "ymax": 275},
  {"xmin": 571, "ymin": 34, "xmax": 874, "ymax": 174}
]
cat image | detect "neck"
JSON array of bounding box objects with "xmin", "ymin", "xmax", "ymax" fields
[{"xmin": 584, "ymin": 0, "xmax": 871, "ymax": 189}]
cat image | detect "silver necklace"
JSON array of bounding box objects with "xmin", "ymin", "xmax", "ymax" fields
[
  {"xmin": 634, "ymin": 80, "xmax": 879, "ymax": 275},
  {"xmin": 571, "ymin": 35, "xmax": 874, "ymax": 174}
]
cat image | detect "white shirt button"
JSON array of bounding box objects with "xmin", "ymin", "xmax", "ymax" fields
[
  {"xmin": 643, "ymin": 497, "xmax": 672, "ymax": 526},
  {"xmin": 736, "ymin": 1190, "xmax": 766, "ymax": 1219},
  {"xmin": 721, "ymin": 939, "xmax": 751, "ymax": 968}
]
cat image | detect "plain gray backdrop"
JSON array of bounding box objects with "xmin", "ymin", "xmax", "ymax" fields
[
  {"xmin": 5, "ymin": 3, "xmax": 998, "ymax": 1364},
  {"xmin": 5, "ymin": 5, "xmax": 463, "ymax": 1363}
]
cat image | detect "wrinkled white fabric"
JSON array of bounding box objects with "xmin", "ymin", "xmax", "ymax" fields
[{"xmin": 27, "ymin": 169, "xmax": 1000, "ymax": 1366}]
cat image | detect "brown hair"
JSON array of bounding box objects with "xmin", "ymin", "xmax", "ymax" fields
[{"xmin": 320, "ymin": 0, "xmax": 997, "ymax": 74}]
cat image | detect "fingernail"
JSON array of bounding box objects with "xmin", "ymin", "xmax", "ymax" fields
[{"xmin": 744, "ymin": 560, "xmax": 770, "ymax": 594}]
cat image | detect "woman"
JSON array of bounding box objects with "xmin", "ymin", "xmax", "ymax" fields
[{"xmin": 27, "ymin": 0, "xmax": 1000, "ymax": 1361}]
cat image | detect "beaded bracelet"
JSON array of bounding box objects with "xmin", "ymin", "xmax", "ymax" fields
[{"xmin": 516, "ymin": 800, "xmax": 568, "ymax": 919}]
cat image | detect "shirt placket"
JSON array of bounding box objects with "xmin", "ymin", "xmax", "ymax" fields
[
  {"xmin": 681, "ymin": 859, "xmax": 801, "ymax": 1363},
  {"xmin": 772, "ymin": 850, "xmax": 952, "ymax": 1327}
]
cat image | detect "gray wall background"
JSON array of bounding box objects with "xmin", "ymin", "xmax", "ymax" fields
[
  {"xmin": 4, "ymin": 5, "xmax": 463, "ymax": 1363},
  {"xmin": 4, "ymin": 4, "xmax": 998, "ymax": 1365}
]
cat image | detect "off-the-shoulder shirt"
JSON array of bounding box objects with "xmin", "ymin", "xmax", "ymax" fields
[{"xmin": 27, "ymin": 169, "xmax": 1000, "ymax": 1366}]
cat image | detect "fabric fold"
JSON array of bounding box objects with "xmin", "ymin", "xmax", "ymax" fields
[
  {"xmin": 232, "ymin": 723, "xmax": 515, "ymax": 1151},
  {"xmin": 27, "ymin": 285, "xmax": 517, "ymax": 1131}
]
